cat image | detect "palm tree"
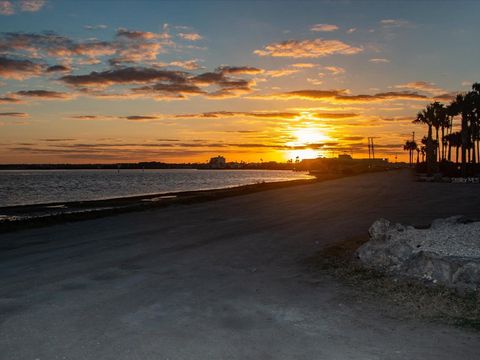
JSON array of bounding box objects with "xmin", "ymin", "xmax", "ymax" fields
[
  {"xmin": 444, "ymin": 132, "xmax": 462, "ymax": 163},
  {"xmin": 470, "ymin": 83, "xmax": 480, "ymax": 168},
  {"xmin": 403, "ymin": 140, "xmax": 417, "ymax": 165},
  {"xmin": 446, "ymin": 101, "xmax": 459, "ymax": 136},
  {"xmin": 453, "ymin": 132, "xmax": 462, "ymax": 164},
  {"xmin": 452, "ymin": 94, "xmax": 469, "ymax": 175},
  {"xmin": 443, "ymin": 133, "xmax": 453, "ymax": 162},
  {"xmin": 413, "ymin": 105, "xmax": 436, "ymax": 175},
  {"xmin": 430, "ymin": 102, "xmax": 449, "ymax": 161},
  {"xmin": 440, "ymin": 106, "xmax": 450, "ymax": 161},
  {"xmin": 413, "ymin": 83, "xmax": 480, "ymax": 176}
]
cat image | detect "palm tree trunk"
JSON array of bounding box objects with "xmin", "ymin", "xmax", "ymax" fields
[
  {"xmin": 473, "ymin": 140, "xmax": 477, "ymax": 165},
  {"xmin": 477, "ymin": 140, "xmax": 480, "ymax": 170},
  {"xmin": 441, "ymin": 126, "xmax": 444, "ymax": 160},
  {"xmin": 427, "ymin": 125, "xmax": 434, "ymax": 176},
  {"xmin": 471, "ymin": 122, "xmax": 477, "ymax": 166},
  {"xmin": 461, "ymin": 116, "xmax": 468, "ymax": 176},
  {"xmin": 448, "ymin": 143, "xmax": 452, "ymax": 162}
]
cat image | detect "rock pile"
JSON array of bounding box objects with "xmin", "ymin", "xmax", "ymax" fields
[{"xmin": 356, "ymin": 216, "xmax": 480, "ymax": 292}]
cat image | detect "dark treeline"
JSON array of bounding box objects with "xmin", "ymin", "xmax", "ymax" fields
[
  {"xmin": 0, "ymin": 162, "xmax": 194, "ymax": 170},
  {"xmin": 0, "ymin": 161, "xmax": 296, "ymax": 171},
  {"xmin": 405, "ymin": 82, "xmax": 480, "ymax": 176}
]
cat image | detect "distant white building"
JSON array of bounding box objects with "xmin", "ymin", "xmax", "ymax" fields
[{"xmin": 209, "ymin": 155, "xmax": 226, "ymax": 169}]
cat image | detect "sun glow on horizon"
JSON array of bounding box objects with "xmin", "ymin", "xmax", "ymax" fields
[
  {"xmin": 284, "ymin": 126, "xmax": 332, "ymax": 161},
  {"xmin": 291, "ymin": 127, "xmax": 330, "ymax": 145}
]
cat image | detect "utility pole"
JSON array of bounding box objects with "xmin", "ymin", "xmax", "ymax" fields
[{"xmin": 368, "ymin": 137, "xmax": 375, "ymax": 159}]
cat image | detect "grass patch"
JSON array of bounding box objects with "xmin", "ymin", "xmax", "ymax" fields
[{"xmin": 304, "ymin": 237, "xmax": 480, "ymax": 331}]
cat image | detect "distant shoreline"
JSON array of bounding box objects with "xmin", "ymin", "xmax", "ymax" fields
[{"xmin": 0, "ymin": 162, "xmax": 295, "ymax": 171}]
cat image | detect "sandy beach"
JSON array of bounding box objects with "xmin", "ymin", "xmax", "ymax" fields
[{"xmin": 1, "ymin": 169, "xmax": 480, "ymax": 359}]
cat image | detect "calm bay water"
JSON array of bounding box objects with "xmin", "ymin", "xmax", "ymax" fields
[{"xmin": 0, "ymin": 169, "xmax": 313, "ymax": 207}]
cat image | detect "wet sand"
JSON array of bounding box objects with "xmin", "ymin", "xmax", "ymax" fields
[{"xmin": 1, "ymin": 169, "xmax": 479, "ymax": 359}]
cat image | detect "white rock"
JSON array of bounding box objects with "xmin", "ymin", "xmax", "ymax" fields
[{"xmin": 356, "ymin": 217, "xmax": 480, "ymax": 291}]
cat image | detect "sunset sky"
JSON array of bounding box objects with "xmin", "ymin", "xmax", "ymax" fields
[{"xmin": 1, "ymin": 0, "xmax": 479, "ymax": 163}]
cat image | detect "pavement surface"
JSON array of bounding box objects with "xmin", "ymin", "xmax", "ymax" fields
[{"xmin": 1, "ymin": 170, "xmax": 480, "ymax": 359}]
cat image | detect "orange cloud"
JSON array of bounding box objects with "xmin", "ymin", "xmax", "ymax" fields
[
  {"xmin": 70, "ymin": 115, "xmax": 117, "ymax": 120},
  {"xmin": 20, "ymin": 0, "xmax": 46, "ymax": 12},
  {"xmin": 310, "ymin": 24, "xmax": 339, "ymax": 32},
  {"xmin": 252, "ymin": 89, "xmax": 343, "ymax": 100},
  {"xmin": 0, "ymin": 96, "xmax": 21, "ymax": 104},
  {"xmin": 59, "ymin": 65, "xmax": 258, "ymax": 100},
  {"xmin": 178, "ymin": 32, "xmax": 203, "ymax": 41},
  {"xmin": 324, "ymin": 66, "xmax": 345, "ymax": 75},
  {"xmin": 254, "ymin": 39, "xmax": 362, "ymax": 58},
  {"xmin": 14, "ymin": 90, "xmax": 75, "ymax": 99},
  {"xmin": 0, "ymin": 29, "xmax": 173, "ymax": 67},
  {"xmin": 116, "ymin": 28, "xmax": 170, "ymax": 40},
  {"xmin": 60, "ymin": 67, "xmax": 187, "ymax": 87},
  {"xmin": 215, "ymin": 66, "xmax": 263, "ymax": 75},
  {"xmin": 132, "ymin": 83, "xmax": 205, "ymax": 99},
  {"xmin": 369, "ymin": 58, "xmax": 390, "ymax": 63},
  {"xmin": 264, "ymin": 68, "xmax": 299, "ymax": 78},
  {"xmin": 68, "ymin": 110, "xmax": 358, "ymax": 122},
  {"xmin": 0, "ymin": 112, "xmax": 28, "ymax": 117},
  {"xmin": 0, "ymin": 56, "xmax": 44, "ymax": 79},
  {"xmin": 46, "ymin": 64, "xmax": 71, "ymax": 72},
  {"xmin": 251, "ymin": 89, "xmax": 429, "ymax": 103},
  {"xmin": 166, "ymin": 59, "xmax": 201, "ymax": 70},
  {"xmin": 335, "ymin": 91, "xmax": 428, "ymax": 102},
  {"xmin": 394, "ymin": 81, "xmax": 445, "ymax": 95},
  {"xmin": 0, "ymin": 1, "xmax": 14, "ymax": 15},
  {"xmin": 433, "ymin": 93, "xmax": 457, "ymax": 102},
  {"xmin": 380, "ymin": 19, "xmax": 412, "ymax": 28},
  {"xmin": 291, "ymin": 63, "xmax": 317, "ymax": 68},
  {"xmin": 0, "ymin": 0, "xmax": 45, "ymax": 15},
  {"xmin": 307, "ymin": 78, "xmax": 323, "ymax": 85}
]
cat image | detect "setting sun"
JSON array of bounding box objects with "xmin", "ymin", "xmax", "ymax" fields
[
  {"xmin": 292, "ymin": 128, "xmax": 330, "ymax": 145},
  {"xmin": 283, "ymin": 127, "xmax": 331, "ymax": 160}
]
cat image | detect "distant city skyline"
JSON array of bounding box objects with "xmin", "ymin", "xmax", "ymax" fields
[{"xmin": 0, "ymin": 0, "xmax": 479, "ymax": 163}]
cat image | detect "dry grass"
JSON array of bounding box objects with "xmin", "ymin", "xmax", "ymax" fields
[{"xmin": 304, "ymin": 237, "xmax": 480, "ymax": 331}]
